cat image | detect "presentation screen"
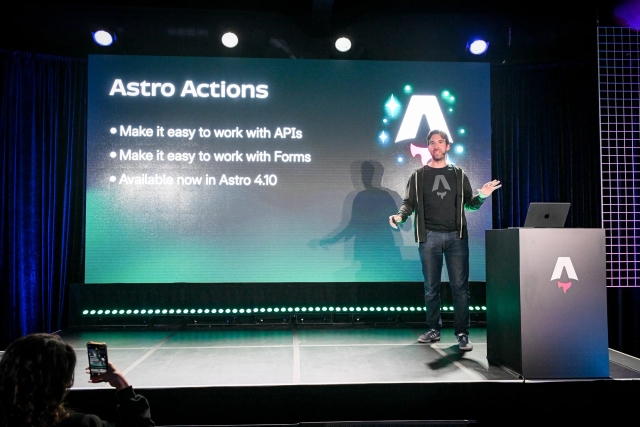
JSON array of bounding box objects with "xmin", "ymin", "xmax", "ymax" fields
[{"xmin": 86, "ymin": 55, "xmax": 491, "ymax": 284}]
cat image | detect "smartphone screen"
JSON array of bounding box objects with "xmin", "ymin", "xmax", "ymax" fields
[{"xmin": 87, "ymin": 341, "xmax": 108, "ymax": 377}]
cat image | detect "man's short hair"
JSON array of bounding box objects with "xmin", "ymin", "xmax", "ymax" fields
[{"xmin": 426, "ymin": 129, "xmax": 450, "ymax": 145}]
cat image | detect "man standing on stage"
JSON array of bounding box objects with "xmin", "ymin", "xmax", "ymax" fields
[{"xmin": 388, "ymin": 129, "xmax": 501, "ymax": 351}]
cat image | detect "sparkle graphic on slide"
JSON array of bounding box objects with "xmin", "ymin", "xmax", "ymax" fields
[
  {"xmin": 379, "ymin": 131, "xmax": 389, "ymax": 144},
  {"xmin": 385, "ymin": 95, "xmax": 401, "ymax": 117}
]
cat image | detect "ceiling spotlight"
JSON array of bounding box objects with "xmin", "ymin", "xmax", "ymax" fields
[
  {"xmin": 335, "ymin": 37, "xmax": 351, "ymax": 52},
  {"xmin": 468, "ymin": 39, "xmax": 489, "ymax": 55},
  {"xmin": 221, "ymin": 32, "xmax": 239, "ymax": 48},
  {"xmin": 92, "ymin": 30, "xmax": 115, "ymax": 47}
]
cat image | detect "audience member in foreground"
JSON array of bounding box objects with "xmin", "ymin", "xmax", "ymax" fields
[{"xmin": 0, "ymin": 333, "xmax": 154, "ymax": 427}]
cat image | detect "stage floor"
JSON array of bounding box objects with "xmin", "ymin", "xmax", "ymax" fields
[
  {"xmin": 56, "ymin": 325, "xmax": 640, "ymax": 389},
  {"xmin": 4, "ymin": 325, "xmax": 638, "ymax": 425}
]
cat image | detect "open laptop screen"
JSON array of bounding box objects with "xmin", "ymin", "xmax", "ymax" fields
[{"xmin": 523, "ymin": 203, "xmax": 571, "ymax": 228}]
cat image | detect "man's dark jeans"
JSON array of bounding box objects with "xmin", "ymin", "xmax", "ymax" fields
[{"xmin": 419, "ymin": 230, "xmax": 470, "ymax": 336}]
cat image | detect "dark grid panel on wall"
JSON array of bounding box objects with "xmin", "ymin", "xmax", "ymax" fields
[{"xmin": 598, "ymin": 27, "xmax": 640, "ymax": 287}]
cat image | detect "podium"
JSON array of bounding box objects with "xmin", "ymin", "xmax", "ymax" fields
[{"xmin": 486, "ymin": 228, "xmax": 609, "ymax": 379}]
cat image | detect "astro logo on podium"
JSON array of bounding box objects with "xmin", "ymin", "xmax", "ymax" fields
[{"xmin": 550, "ymin": 257, "xmax": 578, "ymax": 293}]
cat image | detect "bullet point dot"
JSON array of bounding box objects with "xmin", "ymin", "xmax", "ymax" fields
[
  {"xmin": 110, "ymin": 127, "xmax": 117, "ymax": 134},
  {"xmin": 110, "ymin": 152, "xmax": 116, "ymax": 158},
  {"xmin": 109, "ymin": 176, "xmax": 116, "ymax": 182}
]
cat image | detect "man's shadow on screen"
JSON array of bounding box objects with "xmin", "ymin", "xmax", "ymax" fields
[{"xmin": 308, "ymin": 160, "xmax": 410, "ymax": 281}]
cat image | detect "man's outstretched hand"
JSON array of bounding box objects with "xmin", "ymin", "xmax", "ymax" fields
[{"xmin": 479, "ymin": 179, "xmax": 502, "ymax": 197}]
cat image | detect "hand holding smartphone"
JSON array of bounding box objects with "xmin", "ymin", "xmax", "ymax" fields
[{"xmin": 86, "ymin": 341, "xmax": 108, "ymax": 378}]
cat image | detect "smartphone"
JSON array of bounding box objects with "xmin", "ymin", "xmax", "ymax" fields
[{"xmin": 87, "ymin": 341, "xmax": 108, "ymax": 377}]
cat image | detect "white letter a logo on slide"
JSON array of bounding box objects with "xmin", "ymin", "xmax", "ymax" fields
[
  {"xmin": 550, "ymin": 257, "xmax": 578, "ymax": 294},
  {"xmin": 395, "ymin": 96, "xmax": 453, "ymax": 144}
]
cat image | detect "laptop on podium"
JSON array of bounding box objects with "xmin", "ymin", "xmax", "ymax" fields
[{"xmin": 522, "ymin": 202, "xmax": 571, "ymax": 228}]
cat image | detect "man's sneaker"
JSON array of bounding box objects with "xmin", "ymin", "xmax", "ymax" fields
[
  {"xmin": 418, "ymin": 329, "xmax": 441, "ymax": 343},
  {"xmin": 457, "ymin": 333, "xmax": 473, "ymax": 351}
]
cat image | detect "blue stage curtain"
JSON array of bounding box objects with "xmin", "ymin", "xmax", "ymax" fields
[
  {"xmin": 490, "ymin": 61, "xmax": 602, "ymax": 229},
  {"xmin": 0, "ymin": 50, "xmax": 86, "ymax": 348}
]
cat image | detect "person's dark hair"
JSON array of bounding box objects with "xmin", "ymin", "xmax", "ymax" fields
[
  {"xmin": 0, "ymin": 333, "xmax": 76, "ymax": 427},
  {"xmin": 426, "ymin": 129, "xmax": 450, "ymax": 145}
]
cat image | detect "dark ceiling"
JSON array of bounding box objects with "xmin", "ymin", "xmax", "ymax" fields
[{"xmin": 0, "ymin": 1, "xmax": 626, "ymax": 64}]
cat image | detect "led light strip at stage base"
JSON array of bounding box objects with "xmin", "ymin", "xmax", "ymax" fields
[
  {"xmin": 77, "ymin": 305, "xmax": 488, "ymax": 327},
  {"xmin": 81, "ymin": 305, "xmax": 488, "ymax": 316}
]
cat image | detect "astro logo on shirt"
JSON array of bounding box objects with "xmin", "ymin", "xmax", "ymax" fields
[
  {"xmin": 433, "ymin": 175, "xmax": 450, "ymax": 199},
  {"xmin": 550, "ymin": 257, "xmax": 578, "ymax": 293}
]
